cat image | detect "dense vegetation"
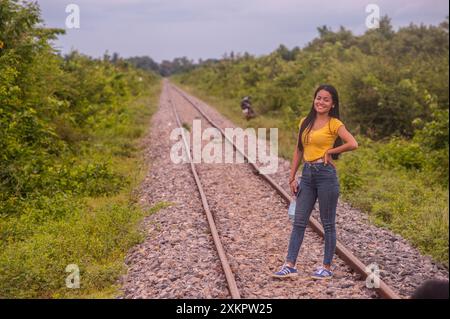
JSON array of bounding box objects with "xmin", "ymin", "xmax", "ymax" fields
[
  {"xmin": 173, "ymin": 16, "xmax": 449, "ymax": 266},
  {"xmin": 0, "ymin": 1, "xmax": 162, "ymax": 297},
  {"xmin": 126, "ymin": 55, "xmax": 197, "ymax": 76}
]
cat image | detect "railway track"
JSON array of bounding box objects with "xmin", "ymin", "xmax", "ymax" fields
[{"xmin": 165, "ymin": 81, "xmax": 401, "ymax": 299}]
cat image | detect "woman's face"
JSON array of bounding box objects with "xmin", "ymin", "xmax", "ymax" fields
[{"xmin": 314, "ymin": 90, "xmax": 334, "ymax": 115}]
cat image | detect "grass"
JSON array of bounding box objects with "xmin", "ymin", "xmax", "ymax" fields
[
  {"xmin": 172, "ymin": 79, "xmax": 449, "ymax": 268},
  {"xmin": 336, "ymin": 140, "xmax": 449, "ymax": 266},
  {"xmin": 0, "ymin": 80, "xmax": 173, "ymax": 298}
]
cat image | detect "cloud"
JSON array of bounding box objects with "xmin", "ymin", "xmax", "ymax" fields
[{"xmin": 37, "ymin": 0, "xmax": 449, "ymax": 61}]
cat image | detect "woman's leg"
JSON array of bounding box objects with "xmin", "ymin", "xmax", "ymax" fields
[
  {"xmin": 286, "ymin": 177, "xmax": 317, "ymax": 266},
  {"xmin": 317, "ymin": 167, "xmax": 340, "ymax": 267}
]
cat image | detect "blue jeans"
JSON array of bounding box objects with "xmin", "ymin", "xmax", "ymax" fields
[{"xmin": 286, "ymin": 162, "xmax": 340, "ymax": 266}]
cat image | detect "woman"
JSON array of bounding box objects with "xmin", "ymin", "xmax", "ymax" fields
[{"xmin": 273, "ymin": 84, "xmax": 358, "ymax": 280}]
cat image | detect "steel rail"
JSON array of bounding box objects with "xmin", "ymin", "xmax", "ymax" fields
[{"xmin": 167, "ymin": 84, "xmax": 241, "ymax": 299}]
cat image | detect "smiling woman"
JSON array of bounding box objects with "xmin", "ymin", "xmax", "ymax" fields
[{"xmin": 273, "ymin": 84, "xmax": 358, "ymax": 280}]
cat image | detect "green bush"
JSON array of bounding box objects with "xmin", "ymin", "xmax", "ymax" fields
[
  {"xmin": 337, "ymin": 139, "xmax": 449, "ymax": 265},
  {"xmin": 378, "ymin": 138, "xmax": 425, "ymax": 170},
  {"xmin": 1, "ymin": 0, "xmax": 164, "ymax": 298}
]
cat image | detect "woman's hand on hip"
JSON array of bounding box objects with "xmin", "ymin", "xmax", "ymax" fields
[{"xmin": 323, "ymin": 150, "xmax": 336, "ymax": 168}]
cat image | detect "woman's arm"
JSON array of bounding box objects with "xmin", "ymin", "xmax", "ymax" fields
[
  {"xmin": 324, "ymin": 126, "xmax": 358, "ymax": 166},
  {"xmin": 289, "ymin": 142, "xmax": 303, "ymax": 195},
  {"xmin": 289, "ymin": 146, "xmax": 301, "ymax": 182}
]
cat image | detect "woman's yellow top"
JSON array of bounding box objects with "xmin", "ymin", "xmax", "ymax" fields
[{"xmin": 298, "ymin": 117, "xmax": 344, "ymax": 162}]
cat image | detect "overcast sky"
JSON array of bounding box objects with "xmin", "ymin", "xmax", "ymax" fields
[{"xmin": 37, "ymin": 0, "xmax": 449, "ymax": 62}]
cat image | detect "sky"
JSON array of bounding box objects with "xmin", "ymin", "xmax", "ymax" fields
[{"xmin": 37, "ymin": 0, "xmax": 449, "ymax": 62}]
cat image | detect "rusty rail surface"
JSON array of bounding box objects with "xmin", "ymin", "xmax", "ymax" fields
[{"xmin": 167, "ymin": 85, "xmax": 241, "ymax": 299}]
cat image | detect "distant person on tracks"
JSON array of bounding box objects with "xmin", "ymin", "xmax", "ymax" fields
[
  {"xmin": 272, "ymin": 84, "xmax": 358, "ymax": 280},
  {"xmin": 240, "ymin": 96, "xmax": 255, "ymax": 120}
]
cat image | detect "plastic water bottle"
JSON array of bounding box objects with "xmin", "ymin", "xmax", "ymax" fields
[
  {"xmin": 288, "ymin": 200, "xmax": 296, "ymax": 222},
  {"xmin": 288, "ymin": 178, "xmax": 301, "ymax": 222}
]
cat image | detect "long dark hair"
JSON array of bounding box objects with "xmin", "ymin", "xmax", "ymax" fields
[{"xmin": 297, "ymin": 84, "xmax": 343, "ymax": 160}]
